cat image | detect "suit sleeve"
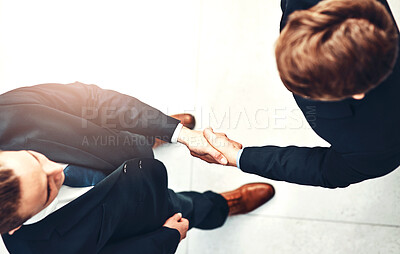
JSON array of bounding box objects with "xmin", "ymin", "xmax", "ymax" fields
[
  {"xmin": 239, "ymin": 146, "xmax": 378, "ymax": 188},
  {"xmin": 99, "ymin": 227, "xmax": 181, "ymax": 254},
  {"xmin": 0, "ymin": 82, "xmax": 180, "ymax": 142}
]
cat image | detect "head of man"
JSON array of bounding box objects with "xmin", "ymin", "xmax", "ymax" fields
[
  {"xmin": 275, "ymin": 0, "xmax": 399, "ymax": 101},
  {"xmin": 0, "ymin": 150, "xmax": 64, "ymax": 235}
]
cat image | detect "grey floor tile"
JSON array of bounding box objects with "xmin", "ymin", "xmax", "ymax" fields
[
  {"xmin": 0, "ymin": 237, "xmax": 8, "ymax": 254},
  {"xmin": 154, "ymin": 144, "xmax": 194, "ymax": 192},
  {"xmin": 252, "ymin": 168, "xmax": 400, "ymax": 226},
  {"xmin": 175, "ymin": 238, "xmax": 189, "ymax": 254},
  {"xmin": 388, "ymin": 1, "xmax": 400, "ymax": 23},
  {"xmin": 187, "ymin": 215, "xmax": 400, "ymax": 254},
  {"xmin": 191, "ymin": 158, "xmax": 400, "ymax": 226}
]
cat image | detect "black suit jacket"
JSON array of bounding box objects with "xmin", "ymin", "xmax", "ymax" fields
[
  {"xmin": 0, "ymin": 82, "xmax": 179, "ymax": 173},
  {"xmin": 0, "ymin": 83, "xmax": 181, "ymax": 253},
  {"xmin": 3, "ymin": 158, "xmax": 181, "ymax": 254},
  {"xmin": 240, "ymin": 0, "xmax": 400, "ymax": 188}
]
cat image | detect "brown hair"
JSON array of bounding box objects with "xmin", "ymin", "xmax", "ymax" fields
[
  {"xmin": 0, "ymin": 168, "xmax": 25, "ymax": 234},
  {"xmin": 275, "ymin": 0, "xmax": 399, "ymax": 100}
]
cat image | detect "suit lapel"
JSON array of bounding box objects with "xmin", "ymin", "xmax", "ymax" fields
[{"xmin": 25, "ymin": 137, "xmax": 116, "ymax": 174}]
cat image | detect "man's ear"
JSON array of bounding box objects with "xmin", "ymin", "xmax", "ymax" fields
[
  {"xmin": 8, "ymin": 226, "xmax": 21, "ymax": 235},
  {"xmin": 352, "ymin": 93, "xmax": 365, "ymax": 100}
]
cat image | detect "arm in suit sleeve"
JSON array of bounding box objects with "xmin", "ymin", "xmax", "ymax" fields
[
  {"xmin": 99, "ymin": 227, "xmax": 181, "ymax": 254},
  {"xmin": 239, "ymin": 146, "xmax": 374, "ymax": 188},
  {"xmin": 0, "ymin": 82, "xmax": 180, "ymax": 142}
]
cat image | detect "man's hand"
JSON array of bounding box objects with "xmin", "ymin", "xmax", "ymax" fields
[
  {"xmin": 163, "ymin": 213, "xmax": 189, "ymax": 242},
  {"xmin": 178, "ymin": 127, "xmax": 228, "ymax": 165},
  {"xmin": 203, "ymin": 127, "xmax": 243, "ymax": 167}
]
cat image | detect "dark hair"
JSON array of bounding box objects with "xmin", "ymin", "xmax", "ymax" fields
[
  {"xmin": 275, "ymin": 0, "xmax": 399, "ymax": 100},
  {"xmin": 0, "ymin": 169, "xmax": 25, "ymax": 234}
]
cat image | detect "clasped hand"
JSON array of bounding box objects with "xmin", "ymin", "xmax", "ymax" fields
[{"xmin": 178, "ymin": 127, "xmax": 242, "ymax": 167}]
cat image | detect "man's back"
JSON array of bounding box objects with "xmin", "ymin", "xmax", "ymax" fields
[
  {"xmin": 294, "ymin": 53, "xmax": 400, "ymax": 174},
  {"xmin": 238, "ymin": 0, "xmax": 400, "ymax": 188}
]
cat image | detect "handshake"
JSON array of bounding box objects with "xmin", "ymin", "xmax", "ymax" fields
[{"xmin": 177, "ymin": 127, "xmax": 243, "ymax": 167}]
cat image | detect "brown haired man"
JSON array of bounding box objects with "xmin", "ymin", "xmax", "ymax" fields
[{"xmin": 201, "ymin": 0, "xmax": 400, "ymax": 188}]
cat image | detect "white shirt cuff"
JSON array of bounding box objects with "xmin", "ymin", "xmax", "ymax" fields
[
  {"xmin": 236, "ymin": 148, "xmax": 244, "ymax": 169},
  {"xmin": 170, "ymin": 123, "xmax": 184, "ymax": 143}
]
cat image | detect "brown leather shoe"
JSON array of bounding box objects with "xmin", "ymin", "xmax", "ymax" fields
[
  {"xmin": 170, "ymin": 114, "xmax": 196, "ymax": 130},
  {"xmin": 220, "ymin": 183, "xmax": 275, "ymax": 216}
]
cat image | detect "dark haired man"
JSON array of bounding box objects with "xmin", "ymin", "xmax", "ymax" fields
[
  {"xmin": 0, "ymin": 82, "xmax": 274, "ymax": 253},
  {"xmin": 200, "ymin": 0, "xmax": 400, "ymax": 188}
]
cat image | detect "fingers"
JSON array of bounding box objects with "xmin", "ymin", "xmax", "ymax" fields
[
  {"xmin": 190, "ymin": 151, "xmax": 219, "ymax": 164},
  {"xmin": 231, "ymin": 139, "xmax": 243, "ymax": 149},
  {"xmin": 174, "ymin": 215, "xmax": 189, "ymax": 239},
  {"xmin": 204, "ymin": 127, "xmax": 242, "ymax": 149},
  {"xmin": 174, "ymin": 213, "xmax": 182, "ymax": 221},
  {"xmin": 203, "ymin": 127, "xmax": 216, "ymax": 145},
  {"xmin": 207, "ymin": 146, "xmax": 228, "ymax": 165},
  {"xmin": 203, "ymin": 127, "xmax": 229, "ymax": 147},
  {"xmin": 181, "ymin": 218, "xmax": 189, "ymax": 228},
  {"xmin": 181, "ymin": 218, "xmax": 189, "ymax": 225},
  {"xmin": 181, "ymin": 218, "xmax": 189, "ymax": 224},
  {"xmin": 202, "ymin": 128, "xmax": 228, "ymax": 165},
  {"xmin": 163, "ymin": 213, "xmax": 190, "ymax": 241},
  {"xmin": 191, "ymin": 147, "xmax": 228, "ymax": 165},
  {"xmin": 164, "ymin": 213, "xmax": 182, "ymax": 224},
  {"xmin": 180, "ymin": 218, "xmax": 189, "ymax": 240}
]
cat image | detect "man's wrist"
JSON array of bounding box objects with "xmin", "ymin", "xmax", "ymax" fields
[
  {"xmin": 171, "ymin": 123, "xmax": 184, "ymax": 143},
  {"xmin": 224, "ymin": 147, "xmax": 239, "ymax": 167},
  {"xmin": 236, "ymin": 148, "xmax": 244, "ymax": 169},
  {"xmin": 177, "ymin": 126, "xmax": 191, "ymax": 146}
]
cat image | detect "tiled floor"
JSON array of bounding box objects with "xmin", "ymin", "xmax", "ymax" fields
[{"xmin": 0, "ymin": 0, "xmax": 399, "ymax": 253}]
